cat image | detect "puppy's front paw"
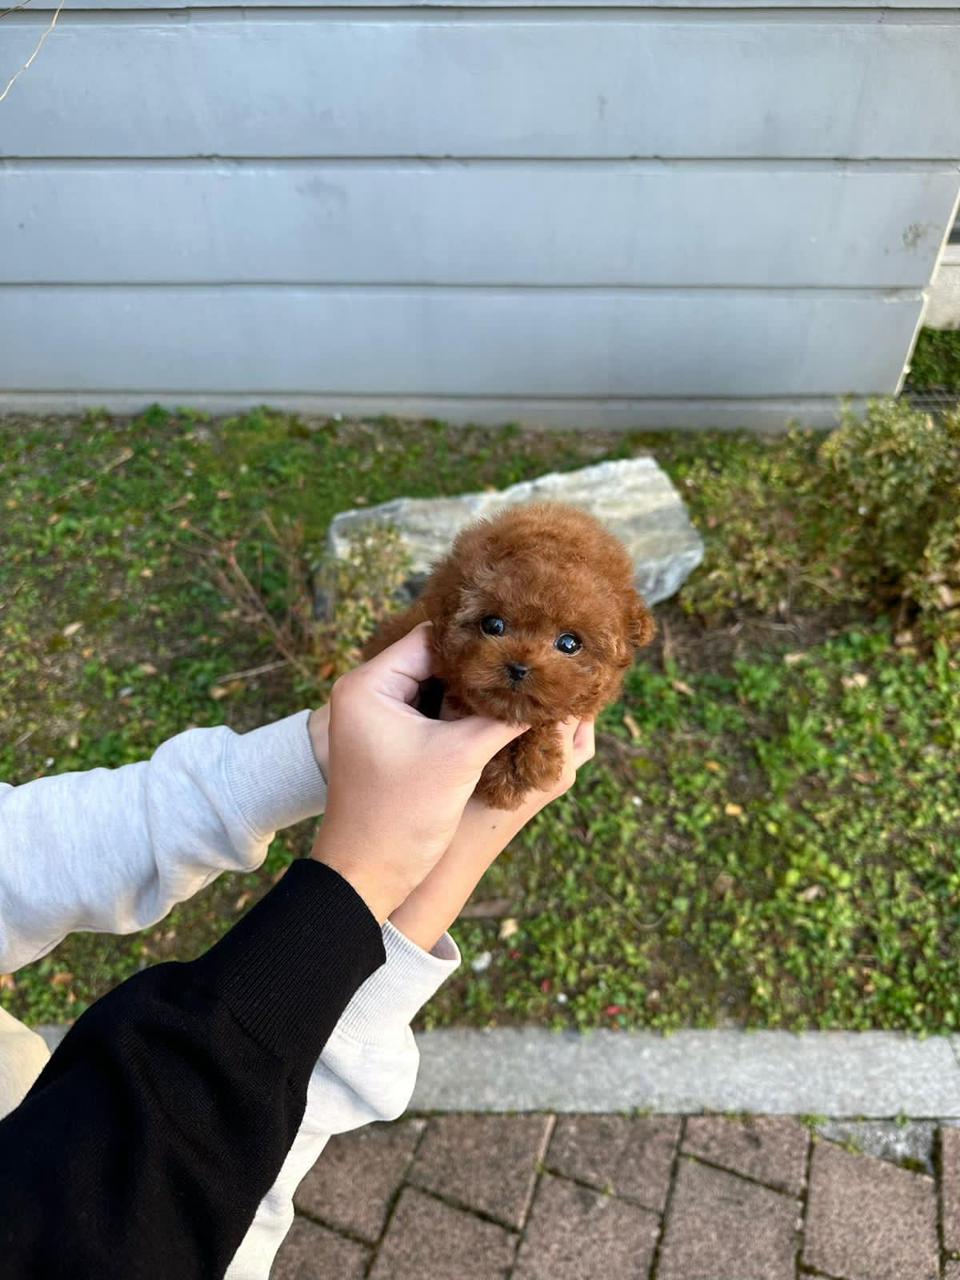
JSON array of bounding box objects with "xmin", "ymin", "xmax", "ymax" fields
[
  {"xmin": 476, "ymin": 751, "xmax": 528, "ymax": 810},
  {"xmin": 475, "ymin": 727, "xmax": 564, "ymax": 810}
]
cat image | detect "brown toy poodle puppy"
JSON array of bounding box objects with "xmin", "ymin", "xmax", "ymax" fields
[{"xmin": 362, "ymin": 502, "xmax": 656, "ymax": 809}]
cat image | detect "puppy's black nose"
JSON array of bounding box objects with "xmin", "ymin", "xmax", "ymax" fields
[{"xmin": 506, "ymin": 662, "xmax": 530, "ymax": 683}]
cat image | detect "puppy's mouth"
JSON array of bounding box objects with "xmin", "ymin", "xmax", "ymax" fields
[{"xmin": 455, "ymin": 678, "xmax": 557, "ymax": 727}]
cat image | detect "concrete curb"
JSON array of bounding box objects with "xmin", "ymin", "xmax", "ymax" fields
[
  {"xmin": 37, "ymin": 1025, "xmax": 960, "ymax": 1117},
  {"xmin": 409, "ymin": 1029, "xmax": 960, "ymax": 1116}
]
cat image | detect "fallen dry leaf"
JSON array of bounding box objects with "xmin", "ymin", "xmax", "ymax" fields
[
  {"xmin": 50, "ymin": 971, "xmax": 74, "ymax": 988},
  {"xmin": 498, "ymin": 917, "xmax": 519, "ymax": 941},
  {"xmin": 783, "ymin": 652, "xmax": 807, "ymax": 666},
  {"xmin": 622, "ymin": 711, "xmax": 641, "ymax": 741},
  {"xmin": 842, "ymin": 672, "xmax": 870, "ymax": 690},
  {"xmin": 672, "ymin": 679, "xmax": 694, "ymax": 697},
  {"xmin": 705, "ymin": 760, "xmax": 722, "ymax": 773},
  {"xmin": 724, "ymin": 802, "xmax": 744, "ymax": 817},
  {"xmin": 461, "ymin": 897, "xmax": 514, "ymax": 920},
  {"xmin": 62, "ymin": 621, "xmax": 83, "ymax": 639}
]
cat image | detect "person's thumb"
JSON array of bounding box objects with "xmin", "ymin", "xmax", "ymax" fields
[
  {"xmin": 442, "ymin": 712, "xmax": 529, "ymax": 768},
  {"xmin": 364, "ymin": 622, "xmax": 434, "ymax": 704}
]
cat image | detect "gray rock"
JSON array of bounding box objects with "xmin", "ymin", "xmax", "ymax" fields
[
  {"xmin": 814, "ymin": 1120, "xmax": 937, "ymax": 1174},
  {"xmin": 326, "ymin": 457, "xmax": 703, "ymax": 606}
]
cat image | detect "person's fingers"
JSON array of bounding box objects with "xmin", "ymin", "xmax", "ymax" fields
[
  {"xmin": 363, "ymin": 622, "xmax": 435, "ymax": 705},
  {"xmin": 442, "ymin": 712, "xmax": 529, "ymax": 764}
]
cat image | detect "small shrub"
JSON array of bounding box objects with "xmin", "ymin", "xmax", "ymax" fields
[
  {"xmin": 677, "ymin": 430, "xmax": 851, "ymax": 619},
  {"xmin": 680, "ymin": 400, "xmax": 960, "ymax": 641},
  {"xmin": 906, "ymin": 328, "xmax": 960, "ymax": 393},
  {"xmin": 822, "ymin": 401, "xmax": 960, "ymax": 638}
]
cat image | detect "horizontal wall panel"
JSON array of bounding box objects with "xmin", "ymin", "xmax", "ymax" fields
[
  {"xmin": 3, "ymin": 16, "xmax": 959, "ymax": 159},
  {"xmin": 4, "ymin": 162, "xmax": 958, "ymax": 287},
  {"xmin": 0, "ymin": 286, "xmax": 922, "ymax": 397}
]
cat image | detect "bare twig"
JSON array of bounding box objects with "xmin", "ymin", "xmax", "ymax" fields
[
  {"xmin": 55, "ymin": 446, "xmax": 134, "ymax": 502},
  {"xmin": 214, "ymin": 658, "xmax": 291, "ymax": 685},
  {"xmin": 0, "ymin": 0, "xmax": 65, "ymax": 104}
]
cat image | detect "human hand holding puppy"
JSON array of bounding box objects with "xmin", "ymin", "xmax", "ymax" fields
[
  {"xmin": 311, "ymin": 623, "xmax": 528, "ymax": 921},
  {"xmin": 390, "ymin": 715, "xmax": 595, "ymax": 950}
]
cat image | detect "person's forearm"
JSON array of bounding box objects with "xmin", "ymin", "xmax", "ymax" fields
[
  {"xmin": 0, "ymin": 710, "xmax": 328, "ymax": 973},
  {"xmin": 0, "ymin": 858, "xmax": 384, "ymax": 1280},
  {"xmin": 225, "ymin": 921, "xmax": 459, "ymax": 1279},
  {"xmin": 389, "ymin": 803, "xmax": 528, "ymax": 951}
]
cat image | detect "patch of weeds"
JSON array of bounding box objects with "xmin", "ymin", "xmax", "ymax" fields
[
  {"xmin": 3, "ymin": 407, "xmax": 960, "ymax": 1038},
  {"xmin": 906, "ymin": 328, "xmax": 960, "ymax": 393}
]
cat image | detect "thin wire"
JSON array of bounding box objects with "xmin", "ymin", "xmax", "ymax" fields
[{"xmin": 0, "ymin": 0, "xmax": 64, "ymax": 103}]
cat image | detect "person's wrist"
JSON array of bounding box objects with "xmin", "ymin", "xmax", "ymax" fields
[{"xmin": 310, "ymin": 826, "xmax": 411, "ymax": 924}]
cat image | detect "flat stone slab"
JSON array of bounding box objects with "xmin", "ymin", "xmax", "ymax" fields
[
  {"xmin": 270, "ymin": 1216, "xmax": 370, "ymax": 1280},
  {"xmin": 512, "ymin": 1172, "xmax": 659, "ymax": 1280},
  {"xmin": 802, "ymin": 1139, "xmax": 938, "ymax": 1280},
  {"xmin": 682, "ymin": 1115, "xmax": 809, "ymax": 1197},
  {"xmin": 293, "ymin": 1117, "xmax": 424, "ymax": 1243},
  {"xmin": 410, "ymin": 1029, "xmax": 960, "ymax": 1116},
  {"xmin": 326, "ymin": 457, "xmax": 704, "ymax": 606},
  {"xmin": 408, "ymin": 1113, "xmax": 552, "ymax": 1229},
  {"xmin": 368, "ymin": 1186, "xmax": 517, "ymax": 1280},
  {"xmin": 657, "ymin": 1157, "xmax": 799, "ymax": 1280},
  {"xmin": 544, "ymin": 1114, "xmax": 680, "ymax": 1213},
  {"xmin": 815, "ymin": 1119, "xmax": 936, "ymax": 1175}
]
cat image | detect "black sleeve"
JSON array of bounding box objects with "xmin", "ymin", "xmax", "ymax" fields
[{"xmin": 0, "ymin": 857, "xmax": 386, "ymax": 1280}]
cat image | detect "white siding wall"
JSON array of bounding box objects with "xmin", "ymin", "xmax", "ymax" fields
[{"xmin": 1, "ymin": 0, "xmax": 959, "ymax": 427}]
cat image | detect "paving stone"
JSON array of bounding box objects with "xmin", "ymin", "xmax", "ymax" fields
[
  {"xmin": 545, "ymin": 1114, "xmax": 680, "ymax": 1212},
  {"xmin": 369, "ymin": 1186, "xmax": 517, "ymax": 1280},
  {"xmin": 270, "ymin": 1217, "xmax": 369, "ymax": 1280},
  {"xmin": 944, "ymin": 1264, "xmax": 960, "ymax": 1280},
  {"xmin": 293, "ymin": 1118, "xmax": 424, "ymax": 1243},
  {"xmin": 512, "ymin": 1172, "xmax": 659, "ymax": 1280},
  {"xmin": 941, "ymin": 1126, "xmax": 960, "ymax": 1252},
  {"xmin": 802, "ymin": 1139, "xmax": 938, "ymax": 1280},
  {"xmin": 657, "ymin": 1157, "xmax": 799, "ymax": 1280},
  {"xmin": 408, "ymin": 1113, "xmax": 552, "ymax": 1229},
  {"xmin": 683, "ymin": 1114, "xmax": 809, "ymax": 1196},
  {"xmin": 815, "ymin": 1119, "xmax": 935, "ymax": 1175}
]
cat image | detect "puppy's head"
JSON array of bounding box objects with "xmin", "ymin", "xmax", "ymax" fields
[{"xmin": 426, "ymin": 503, "xmax": 655, "ymax": 726}]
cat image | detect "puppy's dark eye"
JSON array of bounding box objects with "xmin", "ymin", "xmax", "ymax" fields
[
  {"xmin": 555, "ymin": 633, "xmax": 582, "ymax": 655},
  {"xmin": 480, "ymin": 615, "xmax": 506, "ymax": 637}
]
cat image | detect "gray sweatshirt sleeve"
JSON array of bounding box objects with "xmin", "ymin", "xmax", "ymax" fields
[{"xmin": 0, "ymin": 710, "xmax": 327, "ymax": 974}]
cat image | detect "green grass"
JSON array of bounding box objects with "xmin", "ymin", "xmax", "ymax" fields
[{"xmin": 2, "ymin": 406, "xmax": 959, "ymax": 1034}]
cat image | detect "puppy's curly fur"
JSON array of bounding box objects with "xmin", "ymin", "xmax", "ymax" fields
[{"xmin": 363, "ymin": 502, "xmax": 656, "ymax": 809}]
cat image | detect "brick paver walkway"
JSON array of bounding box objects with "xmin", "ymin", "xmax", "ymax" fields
[{"xmin": 271, "ymin": 1113, "xmax": 957, "ymax": 1279}]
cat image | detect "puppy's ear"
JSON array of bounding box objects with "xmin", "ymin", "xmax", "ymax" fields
[{"xmin": 625, "ymin": 591, "xmax": 656, "ymax": 651}]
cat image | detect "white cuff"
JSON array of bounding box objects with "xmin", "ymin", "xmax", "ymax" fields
[
  {"xmin": 333, "ymin": 921, "xmax": 460, "ymax": 1045},
  {"xmin": 222, "ymin": 710, "xmax": 328, "ymax": 841}
]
